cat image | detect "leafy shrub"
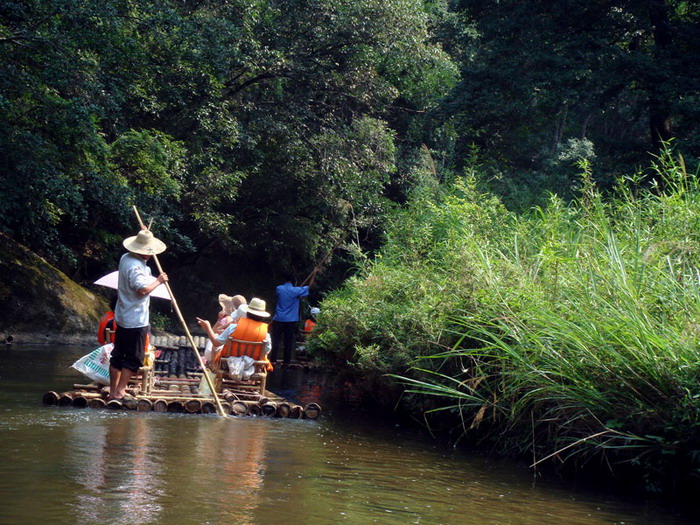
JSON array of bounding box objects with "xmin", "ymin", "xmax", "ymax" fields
[{"xmin": 312, "ymin": 148, "xmax": 700, "ymax": 492}]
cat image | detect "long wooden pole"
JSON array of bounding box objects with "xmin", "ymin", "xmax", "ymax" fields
[
  {"xmin": 133, "ymin": 206, "xmax": 227, "ymax": 418},
  {"xmin": 300, "ymin": 236, "xmax": 343, "ymax": 286}
]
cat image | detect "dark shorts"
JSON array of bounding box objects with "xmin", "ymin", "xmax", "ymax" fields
[{"xmin": 110, "ymin": 324, "xmax": 149, "ymax": 372}]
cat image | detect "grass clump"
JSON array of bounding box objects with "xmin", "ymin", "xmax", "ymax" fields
[{"xmin": 311, "ymin": 150, "xmax": 700, "ymax": 492}]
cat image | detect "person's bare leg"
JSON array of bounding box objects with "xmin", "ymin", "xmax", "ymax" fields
[
  {"xmin": 109, "ymin": 365, "xmax": 122, "ymax": 399},
  {"xmin": 115, "ymin": 368, "xmax": 135, "ymax": 398}
]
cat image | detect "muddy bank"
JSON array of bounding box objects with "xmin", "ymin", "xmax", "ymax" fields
[
  {"xmin": 0, "ymin": 233, "xmax": 107, "ymax": 345},
  {"xmin": 1, "ymin": 330, "xmax": 96, "ymax": 346}
]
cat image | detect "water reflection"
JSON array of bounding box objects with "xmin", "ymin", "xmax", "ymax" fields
[
  {"xmin": 192, "ymin": 418, "xmax": 269, "ymax": 524},
  {"xmin": 64, "ymin": 414, "xmax": 273, "ymax": 525},
  {"xmin": 70, "ymin": 415, "xmax": 163, "ymax": 524},
  {"xmin": 0, "ymin": 345, "xmax": 697, "ymax": 525}
]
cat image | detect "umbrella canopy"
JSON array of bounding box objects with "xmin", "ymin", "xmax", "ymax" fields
[{"xmin": 94, "ymin": 270, "xmax": 172, "ymax": 301}]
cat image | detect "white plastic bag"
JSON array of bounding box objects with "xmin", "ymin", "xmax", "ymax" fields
[
  {"xmin": 226, "ymin": 355, "xmax": 255, "ymax": 381},
  {"xmin": 198, "ymin": 369, "xmax": 215, "ymax": 396},
  {"xmin": 71, "ymin": 343, "xmax": 113, "ymax": 385}
]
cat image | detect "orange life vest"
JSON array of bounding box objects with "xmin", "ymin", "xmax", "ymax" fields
[
  {"xmin": 215, "ymin": 318, "xmax": 269, "ymax": 366},
  {"xmin": 97, "ymin": 311, "xmax": 116, "ymax": 345}
]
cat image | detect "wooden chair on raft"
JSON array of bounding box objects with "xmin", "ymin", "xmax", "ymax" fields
[{"xmin": 210, "ymin": 339, "xmax": 269, "ymax": 395}]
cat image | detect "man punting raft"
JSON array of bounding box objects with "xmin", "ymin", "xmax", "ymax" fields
[
  {"xmin": 109, "ymin": 227, "xmax": 168, "ymax": 402},
  {"xmin": 46, "ymin": 207, "xmax": 321, "ymax": 419}
]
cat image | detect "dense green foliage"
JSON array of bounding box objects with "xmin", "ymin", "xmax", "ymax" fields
[
  {"xmin": 311, "ymin": 152, "xmax": 700, "ymax": 491},
  {"xmin": 0, "ymin": 0, "xmax": 456, "ymax": 276},
  {"xmin": 3, "ymin": 1, "xmax": 700, "ymax": 282},
  {"xmin": 434, "ymin": 0, "xmax": 700, "ymax": 208}
]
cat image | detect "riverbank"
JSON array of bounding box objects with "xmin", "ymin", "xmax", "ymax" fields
[
  {"xmin": 0, "ymin": 331, "xmax": 95, "ymax": 346},
  {"xmin": 0, "ymin": 232, "xmax": 108, "ymax": 342},
  {"xmin": 309, "ymin": 155, "xmax": 700, "ymax": 498}
]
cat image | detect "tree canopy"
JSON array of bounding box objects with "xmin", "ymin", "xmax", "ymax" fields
[
  {"xmin": 0, "ymin": 0, "xmax": 456, "ymax": 277},
  {"xmin": 436, "ymin": 0, "xmax": 700, "ymax": 205},
  {"xmin": 1, "ymin": 0, "xmax": 699, "ymax": 284}
]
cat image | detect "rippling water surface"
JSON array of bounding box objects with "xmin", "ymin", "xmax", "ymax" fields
[{"xmin": 0, "ymin": 345, "xmax": 695, "ymax": 524}]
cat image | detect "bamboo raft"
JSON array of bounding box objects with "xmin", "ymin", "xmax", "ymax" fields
[{"xmin": 42, "ymin": 336, "xmax": 322, "ymax": 419}]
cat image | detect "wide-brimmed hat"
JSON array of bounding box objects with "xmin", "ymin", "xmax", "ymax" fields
[
  {"xmin": 123, "ymin": 230, "xmax": 166, "ymax": 255},
  {"xmin": 243, "ymin": 297, "xmax": 270, "ymax": 318},
  {"xmin": 219, "ymin": 294, "xmax": 246, "ymax": 315}
]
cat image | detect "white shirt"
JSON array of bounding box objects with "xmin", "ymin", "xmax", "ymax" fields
[{"xmin": 114, "ymin": 252, "xmax": 153, "ymax": 328}]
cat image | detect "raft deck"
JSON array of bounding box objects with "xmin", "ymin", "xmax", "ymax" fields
[{"xmin": 42, "ymin": 338, "xmax": 321, "ymax": 419}]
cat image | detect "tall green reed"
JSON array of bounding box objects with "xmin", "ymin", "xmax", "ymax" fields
[
  {"xmin": 312, "ymin": 149, "xmax": 700, "ymax": 487},
  {"xmin": 395, "ymin": 152, "xmax": 700, "ymax": 477}
]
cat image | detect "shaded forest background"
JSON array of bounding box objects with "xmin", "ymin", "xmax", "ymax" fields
[{"xmin": 2, "ymin": 0, "xmax": 699, "ymax": 319}]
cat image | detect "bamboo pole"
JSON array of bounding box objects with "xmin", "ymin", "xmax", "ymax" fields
[
  {"xmin": 166, "ymin": 400, "xmax": 185, "ymax": 413},
  {"xmin": 201, "ymin": 400, "xmax": 217, "ymax": 414},
  {"xmin": 300, "ymin": 236, "xmax": 343, "ymax": 286},
  {"xmin": 72, "ymin": 383, "xmax": 102, "ymax": 391},
  {"xmin": 132, "ymin": 206, "xmax": 227, "ymax": 418},
  {"xmin": 106, "ymin": 399, "xmax": 123, "ymax": 409},
  {"xmin": 275, "ymin": 402, "xmax": 292, "ymax": 418},
  {"xmin": 303, "ymin": 403, "xmax": 321, "ymax": 420},
  {"xmin": 58, "ymin": 393, "xmax": 73, "ymax": 407},
  {"xmin": 230, "ymin": 401, "xmax": 248, "ymax": 416},
  {"xmin": 88, "ymin": 398, "xmax": 107, "ymax": 409},
  {"xmin": 42, "ymin": 391, "xmax": 59, "ymax": 405},
  {"xmin": 184, "ymin": 399, "xmax": 202, "ymax": 413},
  {"xmin": 154, "ymin": 377, "xmax": 200, "ymax": 384},
  {"xmin": 136, "ymin": 398, "xmax": 153, "ymax": 411},
  {"xmin": 72, "ymin": 392, "xmax": 103, "ymax": 408},
  {"xmin": 72, "ymin": 396, "xmax": 89, "ymax": 408},
  {"xmin": 261, "ymin": 402, "xmax": 277, "ymax": 417}
]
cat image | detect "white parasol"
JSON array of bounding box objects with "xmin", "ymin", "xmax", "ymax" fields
[{"xmin": 93, "ymin": 270, "xmax": 172, "ymax": 301}]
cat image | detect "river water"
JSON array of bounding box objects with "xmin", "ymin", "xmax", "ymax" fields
[{"xmin": 0, "ymin": 344, "xmax": 695, "ymax": 525}]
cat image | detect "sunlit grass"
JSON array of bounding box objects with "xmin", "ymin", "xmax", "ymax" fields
[{"xmin": 313, "ymin": 149, "xmax": 700, "ymax": 489}]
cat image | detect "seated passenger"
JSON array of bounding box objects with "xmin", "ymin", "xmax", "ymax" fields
[
  {"xmin": 97, "ymin": 297, "xmax": 119, "ymax": 345},
  {"xmin": 214, "ymin": 294, "xmax": 247, "ymax": 334},
  {"xmin": 203, "ymin": 294, "xmax": 246, "ymax": 363},
  {"xmin": 303, "ymin": 307, "xmax": 320, "ymax": 334},
  {"xmin": 197, "ymin": 297, "xmax": 273, "ymax": 377}
]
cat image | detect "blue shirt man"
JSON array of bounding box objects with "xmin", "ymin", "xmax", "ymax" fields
[
  {"xmin": 273, "ymin": 282, "xmax": 309, "ymax": 322},
  {"xmin": 271, "ymin": 274, "xmax": 314, "ymax": 364}
]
